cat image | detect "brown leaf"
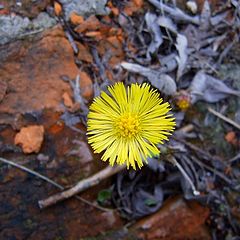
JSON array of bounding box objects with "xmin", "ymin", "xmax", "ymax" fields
[
  {"xmin": 76, "ymin": 42, "xmax": 93, "ymax": 63},
  {"xmin": 69, "ymin": 12, "xmax": 84, "ymax": 25},
  {"xmin": 74, "ymin": 15, "xmax": 101, "ymax": 33},
  {"xmin": 54, "ymin": 1, "xmax": 62, "ymax": 16},
  {"xmin": 62, "ymin": 92, "xmax": 74, "ymax": 108}
]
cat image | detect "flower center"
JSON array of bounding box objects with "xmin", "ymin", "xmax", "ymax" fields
[{"xmin": 115, "ymin": 113, "xmax": 141, "ymax": 138}]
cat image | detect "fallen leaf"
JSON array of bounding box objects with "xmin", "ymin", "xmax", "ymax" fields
[
  {"xmin": 121, "ymin": 62, "xmax": 176, "ymax": 95},
  {"xmin": 145, "ymin": 12, "xmax": 163, "ymax": 58},
  {"xmin": 85, "ymin": 31, "xmax": 102, "ymax": 38},
  {"xmin": 69, "ymin": 12, "xmax": 84, "ymax": 25},
  {"xmin": 79, "ymin": 71, "xmax": 93, "ymax": 100},
  {"xmin": 123, "ymin": 0, "xmax": 143, "ymax": 16},
  {"xmin": 54, "ymin": 1, "xmax": 62, "ymax": 16},
  {"xmin": 175, "ymin": 34, "xmax": 188, "ymax": 81},
  {"xmin": 225, "ymin": 131, "xmax": 238, "ymax": 146},
  {"xmin": 74, "ymin": 15, "xmax": 101, "ymax": 33},
  {"xmin": 157, "ymin": 15, "xmax": 177, "ymax": 33},
  {"xmin": 190, "ymin": 71, "xmax": 240, "ymax": 103},
  {"xmin": 76, "ymin": 42, "xmax": 93, "ymax": 63},
  {"xmin": 62, "ymin": 92, "xmax": 74, "ymax": 108}
]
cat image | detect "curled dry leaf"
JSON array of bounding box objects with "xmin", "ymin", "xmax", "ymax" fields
[
  {"xmin": 157, "ymin": 16, "xmax": 177, "ymax": 33},
  {"xmin": 157, "ymin": 16, "xmax": 188, "ymax": 80},
  {"xmin": 225, "ymin": 131, "xmax": 238, "ymax": 146},
  {"xmin": 54, "ymin": 1, "xmax": 62, "ymax": 16},
  {"xmin": 62, "ymin": 92, "xmax": 74, "ymax": 109},
  {"xmin": 190, "ymin": 71, "xmax": 240, "ymax": 103},
  {"xmin": 145, "ymin": 12, "xmax": 163, "ymax": 58},
  {"xmin": 175, "ymin": 34, "xmax": 188, "ymax": 81},
  {"xmin": 199, "ymin": 0, "xmax": 211, "ymax": 31},
  {"xmin": 121, "ymin": 62, "xmax": 176, "ymax": 95},
  {"xmin": 69, "ymin": 12, "xmax": 84, "ymax": 25}
]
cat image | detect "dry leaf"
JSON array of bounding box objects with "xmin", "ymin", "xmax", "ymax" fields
[
  {"xmin": 145, "ymin": 13, "xmax": 163, "ymax": 58},
  {"xmin": 175, "ymin": 34, "xmax": 188, "ymax": 81},
  {"xmin": 190, "ymin": 71, "xmax": 240, "ymax": 103},
  {"xmin": 54, "ymin": 1, "xmax": 62, "ymax": 16},
  {"xmin": 121, "ymin": 62, "xmax": 176, "ymax": 95},
  {"xmin": 70, "ymin": 12, "xmax": 84, "ymax": 25}
]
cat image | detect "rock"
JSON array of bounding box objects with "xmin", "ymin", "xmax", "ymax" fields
[
  {"xmin": 132, "ymin": 197, "xmax": 211, "ymax": 240},
  {"xmin": 15, "ymin": 125, "xmax": 44, "ymax": 154},
  {"xmin": 0, "ymin": 26, "xmax": 81, "ymax": 127},
  {"xmin": 0, "ymin": 12, "xmax": 56, "ymax": 45},
  {"xmin": 58, "ymin": 0, "xmax": 109, "ymax": 20}
]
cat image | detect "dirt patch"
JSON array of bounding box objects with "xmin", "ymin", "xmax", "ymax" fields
[{"xmin": 0, "ymin": 25, "xmax": 80, "ymax": 128}]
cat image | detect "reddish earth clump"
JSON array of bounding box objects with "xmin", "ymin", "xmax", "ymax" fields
[
  {"xmin": 14, "ymin": 125, "xmax": 45, "ymax": 154},
  {"xmin": 0, "ymin": 25, "xmax": 93, "ymax": 127},
  {"xmin": 133, "ymin": 197, "xmax": 211, "ymax": 240}
]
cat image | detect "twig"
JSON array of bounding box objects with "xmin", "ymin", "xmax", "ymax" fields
[
  {"xmin": 208, "ymin": 107, "xmax": 240, "ymax": 131},
  {"xmin": 0, "ymin": 157, "xmax": 62, "ymax": 189},
  {"xmin": 228, "ymin": 153, "xmax": 240, "ymax": 164},
  {"xmin": 174, "ymin": 124, "xmax": 194, "ymax": 135},
  {"xmin": 38, "ymin": 165, "xmax": 125, "ymax": 209},
  {"xmin": 173, "ymin": 136, "xmax": 220, "ymax": 162},
  {"xmin": 168, "ymin": 156, "xmax": 200, "ymax": 195},
  {"xmin": 0, "ymin": 157, "xmax": 109, "ymax": 212},
  {"xmin": 147, "ymin": 0, "xmax": 200, "ymax": 25},
  {"xmin": 191, "ymin": 156, "xmax": 232, "ymax": 185}
]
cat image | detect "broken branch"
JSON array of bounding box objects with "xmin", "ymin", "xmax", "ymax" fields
[{"xmin": 38, "ymin": 164, "xmax": 125, "ymax": 209}]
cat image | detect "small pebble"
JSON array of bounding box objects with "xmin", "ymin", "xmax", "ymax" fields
[
  {"xmin": 186, "ymin": 1, "xmax": 198, "ymax": 14},
  {"xmin": 37, "ymin": 153, "xmax": 50, "ymax": 163}
]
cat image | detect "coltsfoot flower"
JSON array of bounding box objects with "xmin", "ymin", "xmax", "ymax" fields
[{"xmin": 87, "ymin": 82, "xmax": 176, "ymax": 169}]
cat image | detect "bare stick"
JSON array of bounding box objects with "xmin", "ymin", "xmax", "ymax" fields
[
  {"xmin": 38, "ymin": 164, "xmax": 125, "ymax": 209},
  {"xmin": 208, "ymin": 107, "xmax": 240, "ymax": 131},
  {"xmin": 0, "ymin": 157, "xmax": 63, "ymax": 189},
  {"xmin": 0, "ymin": 157, "xmax": 109, "ymax": 212},
  {"xmin": 228, "ymin": 153, "xmax": 240, "ymax": 164},
  {"xmin": 168, "ymin": 156, "xmax": 200, "ymax": 196},
  {"xmin": 191, "ymin": 156, "xmax": 232, "ymax": 184}
]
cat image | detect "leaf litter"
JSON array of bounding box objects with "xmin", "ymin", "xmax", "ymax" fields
[
  {"xmin": 1, "ymin": 0, "xmax": 240, "ymax": 239},
  {"xmin": 41, "ymin": 0, "xmax": 240, "ymax": 237}
]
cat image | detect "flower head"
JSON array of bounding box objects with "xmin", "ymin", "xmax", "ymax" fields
[{"xmin": 87, "ymin": 82, "xmax": 175, "ymax": 169}]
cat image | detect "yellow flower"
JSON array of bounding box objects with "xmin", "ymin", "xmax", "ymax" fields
[{"xmin": 87, "ymin": 82, "xmax": 176, "ymax": 169}]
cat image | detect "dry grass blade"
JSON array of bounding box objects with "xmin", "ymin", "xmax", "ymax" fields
[{"xmin": 208, "ymin": 107, "xmax": 240, "ymax": 131}]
